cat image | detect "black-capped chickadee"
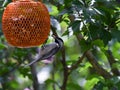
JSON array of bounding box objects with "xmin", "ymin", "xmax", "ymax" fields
[{"xmin": 26, "ymin": 35, "xmax": 63, "ymax": 66}]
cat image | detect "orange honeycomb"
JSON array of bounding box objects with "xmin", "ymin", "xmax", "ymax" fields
[{"xmin": 2, "ymin": 0, "xmax": 50, "ymax": 48}]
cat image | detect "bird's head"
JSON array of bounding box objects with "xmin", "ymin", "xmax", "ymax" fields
[{"xmin": 52, "ymin": 35, "xmax": 64, "ymax": 49}]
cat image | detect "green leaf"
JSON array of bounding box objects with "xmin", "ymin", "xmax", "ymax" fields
[
  {"xmin": 45, "ymin": 79, "xmax": 56, "ymax": 84},
  {"xmin": 0, "ymin": 43, "xmax": 7, "ymax": 49},
  {"xmin": 18, "ymin": 67, "xmax": 31, "ymax": 79},
  {"xmin": 84, "ymin": 78, "xmax": 99, "ymax": 90},
  {"xmin": 79, "ymin": 39, "xmax": 91, "ymax": 52},
  {"xmin": 64, "ymin": 0, "xmax": 72, "ymax": 8},
  {"xmin": 70, "ymin": 20, "xmax": 81, "ymax": 34},
  {"xmin": 110, "ymin": 77, "xmax": 120, "ymax": 85},
  {"xmin": 62, "ymin": 29, "xmax": 70, "ymax": 36},
  {"xmin": 92, "ymin": 39, "xmax": 104, "ymax": 48},
  {"xmin": 104, "ymin": 77, "xmax": 120, "ymax": 89},
  {"xmin": 116, "ymin": 81, "xmax": 120, "ymax": 89},
  {"xmin": 89, "ymin": 23, "xmax": 100, "ymax": 40},
  {"xmin": 100, "ymin": 29, "xmax": 111, "ymax": 45},
  {"xmin": 49, "ymin": 5, "xmax": 59, "ymax": 16},
  {"xmin": 67, "ymin": 82, "xmax": 83, "ymax": 90},
  {"xmin": 112, "ymin": 62, "xmax": 120, "ymax": 69},
  {"xmin": 79, "ymin": 62, "xmax": 92, "ymax": 76},
  {"xmin": 88, "ymin": 22, "xmax": 112, "ymax": 45},
  {"xmin": 111, "ymin": 42, "xmax": 120, "ymax": 60},
  {"xmin": 45, "ymin": 79, "xmax": 60, "ymax": 88},
  {"xmin": 111, "ymin": 29, "xmax": 120, "ymax": 42},
  {"xmin": 72, "ymin": 0, "xmax": 84, "ymax": 8},
  {"xmin": 93, "ymin": 81, "xmax": 105, "ymax": 90},
  {"xmin": 10, "ymin": 80, "xmax": 19, "ymax": 89}
]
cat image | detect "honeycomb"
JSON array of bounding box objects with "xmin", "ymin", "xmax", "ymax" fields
[{"xmin": 2, "ymin": 0, "xmax": 50, "ymax": 48}]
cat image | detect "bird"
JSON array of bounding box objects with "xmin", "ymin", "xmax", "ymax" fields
[{"xmin": 25, "ymin": 35, "xmax": 63, "ymax": 66}]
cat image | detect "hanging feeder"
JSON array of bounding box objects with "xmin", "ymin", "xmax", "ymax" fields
[{"xmin": 2, "ymin": 0, "xmax": 50, "ymax": 48}]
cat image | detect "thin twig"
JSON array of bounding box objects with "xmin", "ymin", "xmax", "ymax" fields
[{"xmin": 68, "ymin": 51, "xmax": 87, "ymax": 74}]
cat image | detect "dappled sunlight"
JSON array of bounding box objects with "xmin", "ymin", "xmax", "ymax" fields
[{"xmin": 37, "ymin": 66, "xmax": 51, "ymax": 84}]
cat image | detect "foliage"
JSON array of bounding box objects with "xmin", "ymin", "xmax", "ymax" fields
[{"xmin": 0, "ymin": 0, "xmax": 120, "ymax": 90}]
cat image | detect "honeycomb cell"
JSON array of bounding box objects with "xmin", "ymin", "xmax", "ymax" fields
[{"xmin": 2, "ymin": 0, "xmax": 50, "ymax": 48}]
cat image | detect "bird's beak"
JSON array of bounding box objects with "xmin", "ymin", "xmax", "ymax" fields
[{"xmin": 52, "ymin": 34, "xmax": 56, "ymax": 39}]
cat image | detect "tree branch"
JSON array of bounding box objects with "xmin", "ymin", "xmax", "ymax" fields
[
  {"xmin": 69, "ymin": 11, "xmax": 113, "ymax": 79},
  {"xmin": 85, "ymin": 51, "xmax": 112, "ymax": 79},
  {"xmin": 60, "ymin": 46, "xmax": 69, "ymax": 90},
  {"xmin": 76, "ymin": 34, "xmax": 112, "ymax": 79},
  {"xmin": 28, "ymin": 55, "xmax": 40, "ymax": 90},
  {"xmin": 51, "ymin": 25, "xmax": 69, "ymax": 90},
  {"xmin": 68, "ymin": 51, "xmax": 87, "ymax": 74},
  {"xmin": 106, "ymin": 50, "xmax": 120, "ymax": 76},
  {"xmin": 30, "ymin": 64, "xmax": 40, "ymax": 90}
]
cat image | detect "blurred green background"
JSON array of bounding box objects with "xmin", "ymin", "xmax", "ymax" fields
[{"xmin": 0, "ymin": 0, "xmax": 120, "ymax": 90}]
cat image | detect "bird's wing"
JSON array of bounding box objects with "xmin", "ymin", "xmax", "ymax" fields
[{"xmin": 25, "ymin": 43, "xmax": 59, "ymax": 66}]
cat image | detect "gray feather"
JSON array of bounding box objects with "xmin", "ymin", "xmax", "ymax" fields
[{"xmin": 25, "ymin": 36, "xmax": 63, "ymax": 67}]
